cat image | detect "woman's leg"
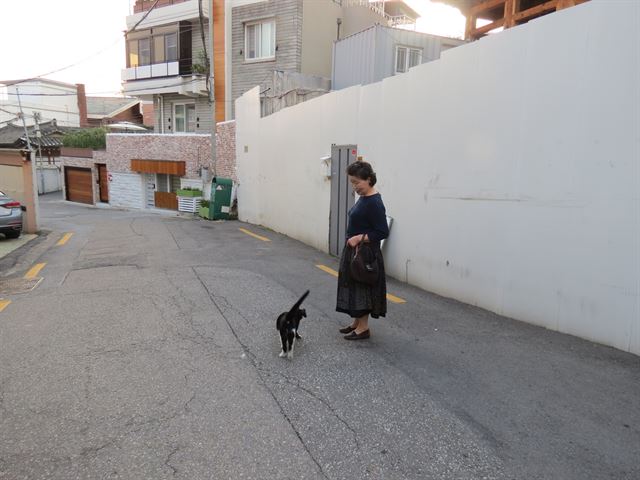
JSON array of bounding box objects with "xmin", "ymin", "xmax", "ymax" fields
[
  {"xmin": 339, "ymin": 315, "xmax": 360, "ymax": 334},
  {"xmin": 354, "ymin": 314, "xmax": 369, "ymax": 334}
]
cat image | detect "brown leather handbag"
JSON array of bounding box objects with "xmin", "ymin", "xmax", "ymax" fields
[{"xmin": 350, "ymin": 239, "xmax": 379, "ymax": 285}]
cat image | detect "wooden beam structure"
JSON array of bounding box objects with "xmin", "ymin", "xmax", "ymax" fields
[
  {"xmin": 462, "ymin": 0, "xmax": 589, "ymax": 40},
  {"xmin": 130, "ymin": 159, "xmax": 186, "ymax": 176},
  {"xmin": 474, "ymin": 18, "xmax": 505, "ymax": 36},
  {"xmin": 504, "ymin": 0, "xmax": 519, "ymax": 28},
  {"xmin": 513, "ymin": 0, "xmax": 558, "ymax": 23},
  {"xmin": 470, "ymin": 0, "xmax": 505, "ymax": 16}
]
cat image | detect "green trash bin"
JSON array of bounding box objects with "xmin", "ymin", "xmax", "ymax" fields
[{"xmin": 210, "ymin": 176, "xmax": 233, "ymax": 220}]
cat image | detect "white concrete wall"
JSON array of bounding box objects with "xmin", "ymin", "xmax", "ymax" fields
[
  {"xmin": 109, "ymin": 172, "xmax": 144, "ymax": 209},
  {"xmin": 36, "ymin": 167, "xmax": 62, "ymax": 194},
  {"xmin": 236, "ymin": 0, "xmax": 640, "ymax": 355}
]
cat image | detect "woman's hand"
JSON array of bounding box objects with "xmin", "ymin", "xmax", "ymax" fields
[{"xmin": 347, "ymin": 234, "xmax": 365, "ymax": 247}]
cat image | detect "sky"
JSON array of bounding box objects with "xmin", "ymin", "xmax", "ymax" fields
[{"xmin": 0, "ymin": 0, "xmax": 466, "ymax": 97}]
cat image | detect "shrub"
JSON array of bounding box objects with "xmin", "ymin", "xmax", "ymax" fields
[{"xmin": 62, "ymin": 128, "xmax": 108, "ymax": 150}]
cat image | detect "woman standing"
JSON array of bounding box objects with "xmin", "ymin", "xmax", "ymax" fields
[{"xmin": 336, "ymin": 161, "xmax": 389, "ymax": 340}]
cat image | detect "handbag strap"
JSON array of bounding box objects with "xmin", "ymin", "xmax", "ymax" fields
[{"xmin": 353, "ymin": 236, "xmax": 366, "ymax": 257}]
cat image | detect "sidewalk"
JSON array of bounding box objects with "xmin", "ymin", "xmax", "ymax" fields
[{"xmin": 0, "ymin": 234, "xmax": 38, "ymax": 261}]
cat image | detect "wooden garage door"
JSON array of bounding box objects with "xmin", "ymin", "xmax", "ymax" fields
[{"xmin": 65, "ymin": 167, "xmax": 92, "ymax": 204}]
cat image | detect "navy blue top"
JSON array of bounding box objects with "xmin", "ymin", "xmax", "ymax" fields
[{"xmin": 346, "ymin": 193, "xmax": 389, "ymax": 245}]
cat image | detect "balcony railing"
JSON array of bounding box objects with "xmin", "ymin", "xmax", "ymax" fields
[
  {"xmin": 133, "ymin": 0, "xmax": 189, "ymax": 14},
  {"xmin": 341, "ymin": 0, "xmax": 417, "ymax": 27},
  {"xmin": 122, "ymin": 57, "xmax": 207, "ymax": 81},
  {"xmin": 388, "ymin": 14, "xmax": 415, "ymax": 26},
  {"xmin": 123, "ymin": 61, "xmax": 180, "ymax": 81}
]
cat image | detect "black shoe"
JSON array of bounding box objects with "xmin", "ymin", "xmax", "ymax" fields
[
  {"xmin": 344, "ymin": 330, "xmax": 370, "ymax": 340},
  {"xmin": 339, "ymin": 326, "xmax": 356, "ymax": 334}
]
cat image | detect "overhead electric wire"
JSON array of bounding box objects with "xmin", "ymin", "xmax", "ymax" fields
[
  {"xmin": 0, "ymin": 117, "xmax": 20, "ymax": 126},
  {"xmin": 0, "ymin": 106, "xmax": 21, "ymax": 116},
  {"xmin": 0, "ymin": 104, "xmax": 81, "ymax": 116},
  {"xmin": 2, "ymin": 76, "xmax": 211, "ymax": 98},
  {"xmin": 5, "ymin": 0, "xmax": 162, "ymax": 89},
  {"xmin": 0, "ymin": 3, "xmax": 243, "ymax": 107}
]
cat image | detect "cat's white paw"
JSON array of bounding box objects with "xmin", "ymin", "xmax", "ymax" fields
[
  {"xmin": 279, "ymin": 350, "xmax": 287, "ymax": 358},
  {"xmin": 287, "ymin": 351, "xmax": 294, "ymax": 360}
]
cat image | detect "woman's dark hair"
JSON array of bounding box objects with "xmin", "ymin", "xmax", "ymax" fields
[{"xmin": 346, "ymin": 161, "xmax": 377, "ymax": 187}]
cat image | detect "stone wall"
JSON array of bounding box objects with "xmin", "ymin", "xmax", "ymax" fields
[
  {"xmin": 214, "ymin": 120, "xmax": 236, "ymax": 182},
  {"xmin": 106, "ymin": 121, "xmax": 236, "ymax": 182}
]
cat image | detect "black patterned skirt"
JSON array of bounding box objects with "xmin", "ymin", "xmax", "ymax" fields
[{"xmin": 336, "ymin": 243, "xmax": 387, "ymax": 319}]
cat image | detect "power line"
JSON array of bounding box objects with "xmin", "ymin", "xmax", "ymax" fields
[
  {"xmin": 0, "ymin": 104, "xmax": 80, "ymax": 116},
  {"xmin": 129, "ymin": 0, "xmax": 161, "ymax": 32},
  {"xmin": 0, "ymin": 117, "xmax": 19, "ymax": 126},
  {"xmin": 2, "ymin": 76, "xmax": 211, "ymax": 97},
  {"xmin": 0, "ymin": 106, "xmax": 20, "ymax": 116},
  {"xmin": 5, "ymin": 0, "xmax": 164, "ymax": 90},
  {"xmin": 3, "ymin": 38, "xmax": 124, "ymax": 89}
]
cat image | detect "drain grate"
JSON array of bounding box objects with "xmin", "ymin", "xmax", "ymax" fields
[{"xmin": 0, "ymin": 277, "xmax": 42, "ymax": 295}]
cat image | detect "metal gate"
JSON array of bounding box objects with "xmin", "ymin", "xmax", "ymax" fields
[
  {"xmin": 144, "ymin": 174, "xmax": 155, "ymax": 208},
  {"xmin": 329, "ymin": 144, "xmax": 357, "ymax": 257}
]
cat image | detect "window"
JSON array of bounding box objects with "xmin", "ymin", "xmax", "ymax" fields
[
  {"xmin": 155, "ymin": 174, "xmax": 180, "ymax": 193},
  {"xmin": 395, "ymin": 46, "xmax": 422, "ymax": 74},
  {"xmin": 156, "ymin": 174, "xmax": 170, "ymax": 192},
  {"xmin": 245, "ymin": 19, "xmax": 276, "ymax": 61},
  {"xmin": 139, "ymin": 38, "xmax": 151, "ymax": 66},
  {"xmin": 152, "ymin": 33, "xmax": 178, "ymax": 63},
  {"xmin": 165, "ymin": 33, "xmax": 178, "ymax": 61},
  {"xmin": 174, "ymin": 104, "xmax": 196, "ymax": 133},
  {"xmin": 128, "ymin": 40, "xmax": 139, "ymax": 67},
  {"xmin": 153, "ymin": 36, "xmax": 165, "ymax": 63},
  {"xmin": 128, "ymin": 29, "xmax": 178, "ymax": 67}
]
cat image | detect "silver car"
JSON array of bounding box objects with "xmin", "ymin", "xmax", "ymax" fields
[{"xmin": 0, "ymin": 191, "xmax": 23, "ymax": 239}]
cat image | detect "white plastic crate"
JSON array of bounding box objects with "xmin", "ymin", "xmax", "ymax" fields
[{"xmin": 177, "ymin": 196, "xmax": 203, "ymax": 213}]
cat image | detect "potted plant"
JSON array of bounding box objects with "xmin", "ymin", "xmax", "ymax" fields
[
  {"xmin": 177, "ymin": 187, "xmax": 203, "ymax": 197},
  {"xmin": 191, "ymin": 50, "xmax": 209, "ymax": 75},
  {"xmin": 198, "ymin": 199, "xmax": 210, "ymax": 219}
]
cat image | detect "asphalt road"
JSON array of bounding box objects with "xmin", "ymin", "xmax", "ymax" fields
[{"xmin": 0, "ymin": 193, "xmax": 638, "ymax": 480}]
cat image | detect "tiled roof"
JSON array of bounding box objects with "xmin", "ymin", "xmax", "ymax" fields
[{"xmin": 0, "ymin": 120, "xmax": 68, "ymax": 148}]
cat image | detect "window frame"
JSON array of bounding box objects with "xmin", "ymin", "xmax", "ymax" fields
[
  {"xmin": 127, "ymin": 28, "xmax": 179, "ymax": 68},
  {"xmin": 173, "ymin": 102, "xmax": 196, "ymax": 133},
  {"xmin": 395, "ymin": 45, "xmax": 423, "ymax": 74},
  {"xmin": 244, "ymin": 18, "xmax": 276, "ymax": 62}
]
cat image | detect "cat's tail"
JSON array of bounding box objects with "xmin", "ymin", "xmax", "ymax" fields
[{"xmin": 288, "ymin": 290, "xmax": 310, "ymax": 315}]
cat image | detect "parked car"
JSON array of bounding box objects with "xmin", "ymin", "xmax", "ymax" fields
[{"xmin": 0, "ymin": 191, "xmax": 23, "ymax": 239}]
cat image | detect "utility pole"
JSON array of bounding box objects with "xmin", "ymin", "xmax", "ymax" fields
[
  {"xmin": 16, "ymin": 86, "xmax": 39, "ymax": 232},
  {"xmin": 209, "ymin": 0, "xmax": 217, "ymax": 179},
  {"xmin": 15, "ymin": 87, "xmax": 32, "ymax": 152},
  {"xmin": 33, "ymin": 112, "xmax": 45, "ymax": 194}
]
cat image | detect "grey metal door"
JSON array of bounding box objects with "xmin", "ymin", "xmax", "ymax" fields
[{"xmin": 329, "ymin": 144, "xmax": 357, "ymax": 257}]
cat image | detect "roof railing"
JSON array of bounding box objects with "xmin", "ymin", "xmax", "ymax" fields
[{"xmin": 341, "ymin": 0, "xmax": 416, "ymax": 27}]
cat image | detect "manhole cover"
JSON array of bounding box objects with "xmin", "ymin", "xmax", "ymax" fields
[{"xmin": 0, "ymin": 277, "xmax": 42, "ymax": 295}]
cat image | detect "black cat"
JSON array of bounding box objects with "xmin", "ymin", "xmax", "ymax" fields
[{"xmin": 276, "ymin": 290, "xmax": 309, "ymax": 359}]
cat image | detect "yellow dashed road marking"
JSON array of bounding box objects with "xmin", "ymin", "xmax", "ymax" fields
[
  {"xmin": 386, "ymin": 293, "xmax": 406, "ymax": 304},
  {"xmin": 316, "ymin": 264, "xmax": 338, "ymax": 277},
  {"xmin": 57, "ymin": 232, "xmax": 73, "ymax": 246},
  {"xmin": 239, "ymin": 228, "xmax": 270, "ymax": 242},
  {"xmin": 24, "ymin": 263, "xmax": 46, "ymax": 280},
  {"xmin": 316, "ymin": 265, "xmax": 407, "ymax": 304},
  {"xmin": 0, "ymin": 300, "xmax": 11, "ymax": 312}
]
